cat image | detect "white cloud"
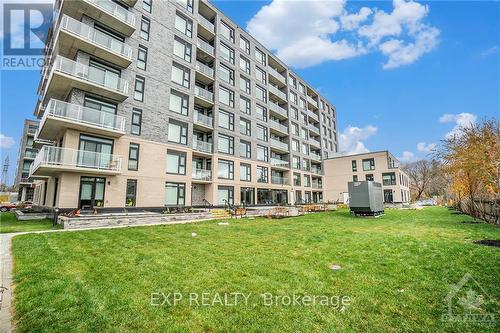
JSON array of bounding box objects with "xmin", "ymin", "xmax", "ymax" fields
[
  {"xmin": 338, "ymin": 125, "xmax": 378, "ymax": 154},
  {"xmin": 481, "ymin": 45, "xmax": 499, "ymax": 57},
  {"xmin": 416, "ymin": 142, "xmax": 436, "ymax": 153},
  {"xmin": 246, "ymin": 0, "xmax": 439, "ymax": 69},
  {"xmin": 398, "ymin": 151, "xmax": 416, "ymax": 162},
  {"xmin": 439, "ymin": 112, "xmax": 477, "ymax": 138},
  {"xmin": 0, "ymin": 134, "xmax": 16, "ymax": 149}
]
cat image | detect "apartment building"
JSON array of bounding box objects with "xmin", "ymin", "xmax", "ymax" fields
[
  {"xmin": 14, "ymin": 120, "xmax": 40, "ymax": 201},
  {"xmin": 323, "ymin": 151, "xmax": 411, "ymax": 204},
  {"xmin": 30, "ymin": 0, "xmax": 338, "ymax": 210}
]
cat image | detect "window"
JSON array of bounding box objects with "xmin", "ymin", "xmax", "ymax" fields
[
  {"xmin": 128, "ymin": 143, "xmax": 139, "ymax": 171},
  {"xmin": 240, "ymin": 163, "xmax": 251, "ymax": 181},
  {"xmin": 292, "ymin": 123, "xmax": 299, "ymax": 136},
  {"xmin": 171, "ymin": 63, "xmax": 190, "ymax": 88},
  {"xmin": 290, "ymin": 91, "xmax": 297, "ymax": 105},
  {"xmin": 256, "ymin": 145, "xmax": 268, "ymax": 162},
  {"xmin": 301, "ymin": 113, "xmax": 308, "ymax": 125},
  {"xmin": 240, "ymin": 118, "xmax": 251, "ymax": 136},
  {"xmin": 299, "ymin": 98, "xmax": 306, "ymax": 109},
  {"xmin": 219, "ymin": 110, "xmax": 234, "ymax": 131},
  {"xmin": 126, "ymin": 180, "xmax": 137, "ymax": 207},
  {"xmin": 256, "ymin": 66, "xmax": 266, "ymax": 84},
  {"xmin": 256, "ymin": 105, "xmax": 267, "ymax": 121},
  {"xmin": 177, "ymin": 0, "xmax": 193, "ymax": 12},
  {"xmin": 166, "ymin": 150, "xmax": 186, "ymax": 174},
  {"xmin": 362, "ymin": 158, "xmax": 375, "ymax": 171},
  {"xmin": 220, "ymin": 42, "xmax": 234, "ymax": 64},
  {"xmin": 256, "ymin": 85, "xmax": 266, "ymax": 102},
  {"xmin": 257, "ymin": 166, "xmax": 268, "ymax": 183},
  {"xmin": 240, "ymin": 140, "xmax": 251, "ymax": 158},
  {"xmin": 165, "ymin": 182, "xmax": 185, "ymax": 206},
  {"xmin": 134, "ymin": 76, "xmax": 145, "ymax": 101},
  {"xmin": 168, "ymin": 121, "xmax": 188, "ymax": 144},
  {"xmin": 255, "ymin": 47, "xmax": 266, "ymax": 65},
  {"xmin": 239, "ymin": 36, "xmax": 250, "ymax": 54},
  {"xmin": 292, "ymin": 139, "xmax": 299, "ymax": 152},
  {"xmin": 175, "ymin": 13, "xmax": 192, "ymax": 37},
  {"xmin": 218, "ymin": 86, "xmax": 234, "ymax": 107},
  {"xmin": 304, "ymin": 174, "xmax": 311, "ymax": 187},
  {"xmin": 288, "ymin": 75, "xmax": 297, "ymax": 89},
  {"xmin": 239, "ymin": 96, "xmax": 250, "ymax": 114},
  {"xmin": 239, "ymin": 56, "xmax": 250, "ymax": 74},
  {"xmin": 217, "ymin": 186, "xmax": 234, "ymax": 205},
  {"xmin": 131, "ymin": 109, "xmax": 142, "ymax": 135},
  {"xmin": 299, "ymin": 83, "xmax": 305, "ymax": 94},
  {"xmin": 143, "ymin": 0, "xmax": 152, "ymax": 13},
  {"xmin": 218, "ymin": 134, "xmax": 234, "ymax": 155},
  {"xmin": 218, "ymin": 159, "xmax": 234, "ymax": 179},
  {"xmin": 353, "ymin": 175, "xmax": 358, "ymax": 182},
  {"xmin": 301, "ymin": 142, "xmax": 309, "ymax": 155},
  {"xmin": 382, "ymin": 172, "xmax": 396, "ymax": 186},
  {"xmin": 240, "ymin": 75, "xmax": 250, "ymax": 94},
  {"xmin": 173, "ymin": 37, "xmax": 192, "ymax": 62},
  {"xmin": 169, "ymin": 90, "xmax": 189, "ymax": 116},
  {"xmin": 256, "ymin": 124, "xmax": 268, "ymax": 141},
  {"xmin": 140, "ymin": 17, "xmax": 150, "ymax": 40},
  {"xmin": 302, "ymin": 159, "xmax": 310, "ymax": 171},
  {"xmin": 293, "ymin": 173, "xmax": 301, "ymax": 186},
  {"xmin": 366, "ymin": 174, "xmax": 374, "ymax": 181},
  {"xmin": 300, "ymin": 127, "xmax": 308, "ymax": 140},
  {"xmin": 220, "ymin": 21, "xmax": 234, "ymax": 43},
  {"xmin": 292, "ymin": 156, "xmax": 300, "ymax": 169},
  {"xmin": 351, "ymin": 160, "xmax": 357, "ymax": 172},
  {"xmin": 137, "ymin": 45, "xmax": 148, "ymax": 70},
  {"xmin": 219, "ymin": 64, "xmax": 234, "ymax": 85}
]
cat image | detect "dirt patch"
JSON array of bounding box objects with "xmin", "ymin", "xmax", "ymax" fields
[
  {"xmin": 473, "ymin": 240, "xmax": 500, "ymax": 247},
  {"xmin": 461, "ymin": 220, "xmax": 483, "ymax": 224}
]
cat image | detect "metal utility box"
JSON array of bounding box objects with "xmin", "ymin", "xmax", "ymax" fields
[{"xmin": 348, "ymin": 181, "xmax": 384, "ymax": 216}]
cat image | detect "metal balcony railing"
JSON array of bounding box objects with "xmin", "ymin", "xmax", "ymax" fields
[
  {"xmin": 197, "ymin": 38, "xmax": 215, "ymax": 55},
  {"xmin": 30, "ymin": 146, "xmax": 122, "ymax": 175},
  {"xmin": 196, "ymin": 61, "xmax": 214, "ymax": 78},
  {"xmin": 43, "ymin": 99, "xmax": 126, "ymax": 132},
  {"xmin": 50, "ymin": 56, "xmax": 129, "ymax": 94},
  {"xmin": 194, "ymin": 112, "xmax": 213, "ymax": 128},
  {"xmin": 198, "ymin": 14, "xmax": 215, "ymax": 32},
  {"xmin": 192, "ymin": 168, "xmax": 212, "ymax": 181},
  {"xmin": 192, "ymin": 139, "xmax": 213, "ymax": 153},
  {"xmin": 86, "ymin": 0, "xmax": 136, "ymax": 27},
  {"xmin": 194, "ymin": 86, "xmax": 214, "ymax": 102},
  {"xmin": 60, "ymin": 15, "xmax": 132, "ymax": 60}
]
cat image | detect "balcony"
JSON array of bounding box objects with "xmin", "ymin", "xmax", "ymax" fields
[
  {"xmin": 269, "ymin": 102, "xmax": 288, "ymax": 119},
  {"xmin": 312, "ymin": 182, "xmax": 323, "ymax": 189},
  {"xmin": 196, "ymin": 38, "xmax": 215, "ymax": 58},
  {"xmin": 308, "ymin": 110, "xmax": 319, "ymax": 123},
  {"xmin": 269, "ymin": 85, "xmax": 287, "ymax": 102},
  {"xmin": 197, "ymin": 14, "xmax": 215, "ymax": 38},
  {"xmin": 272, "ymin": 176, "xmax": 289, "ymax": 185},
  {"xmin": 269, "ymin": 119, "xmax": 288, "ymax": 135},
  {"xmin": 41, "ymin": 56, "xmax": 129, "ymax": 103},
  {"xmin": 30, "ymin": 146, "xmax": 122, "ymax": 177},
  {"xmin": 121, "ymin": 0, "xmax": 138, "ymax": 6},
  {"xmin": 192, "ymin": 168, "xmax": 212, "ymax": 182},
  {"xmin": 195, "ymin": 61, "xmax": 214, "ymax": 84},
  {"xmin": 193, "ymin": 112, "xmax": 213, "ymax": 130},
  {"xmin": 194, "ymin": 86, "xmax": 214, "ymax": 107},
  {"xmin": 24, "ymin": 149, "xmax": 38, "ymax": 159},
  {"xmin": 309, "ymin": 138, "xmax": 321, "ymax": 148},
  {"xmin": 268, "ymin": 67, "xmax": 286, "ymax": 85},
  {"xmin": 192, "ymin": 139, "xmax": 213, "ymax": 155},
  {"xmin": 270, "ymin": 138, "xmax": 289, "ymax": 153},
  {"xmin": 309, "ymin": 124, "xmax": 320, "ymax": 135},
  {"xmin": 307, "ymin": 95, "xmax": 318, "ymax": 109},
  {"xmin": 270, "ymin": 158, "xmax": 289, "ymax": 169},
  {"xmin": 60, "ymin": 0, "xmax": 136, "ymax": 36},
  {"xmin": 310, "ymin": 152, "xmax": 322, "ymax": 162},
  {"xmin": 37, "ymin": 99, "xmax": 126, "ymax": 140},
  {"xmin": 19, "ymin": 177, "xmax": 34, "ymax": 185},
  {"xmin": 311, "ymin": 167, "xmax": 324, "ymax": 175},
  {"xmin": 55, "ymin": 15, "xmax": 133, "ymax": 68}
]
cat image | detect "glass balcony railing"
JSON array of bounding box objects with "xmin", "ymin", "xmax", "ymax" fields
[
  {"xmin": 60, "ymin": 15, "xmax": 132, "ymax": 60},
  {"xmin": 194, "ymin": 86, "xmax": 214, "ymax": 102},
  {"xmin": 192, "ymin": 168, "xmax": 212, "ymax": 181},
  {"xmin": 192, "ymin": 139, "xmax": 213, "ymax": 153},
  {"xmin": 30, "ymin": 146, "xmax": 122, "ymax": 175},
  {"xmin": 50, "ymin": 55, "xmax": 129, "ymax": 95},
  {"xmin": 269, "ymin": 102, "xmax": 288, "ymax": 117},
  {"xmin": 197, "ymin": 38, "xmax": 215, "ymax": 55},
  {"xmin": 198, "ymin": 14, "xmax": 215, "ymax": 32},
  {"xmin": 272, "ymin": 176, "xmax": 289, "ymax": 185},
  {"xmin": 270, "ymin": 158, "xmax": 289, "ymax": 168},
  {"xmin": 43, "ymin": 99, "xmax": 126, "ymax": 132},
  {"xmin": 195, "ymin": 61, "xmax": 214, "ymax": 77},
  {"xmin": 86, "ymin": 0, "xmax": 136, "ymax": 27},
  {"xmin": 268, "ymin": 67, "xmax": 286, "ymax": 83},
  {"xmin": 194, "ymin": 112, "xmax": 213, "ymax": 128},
  {"xmin": 269, "ymin": 85, "xmax": 287, "ymax": 101},
  {"xmin": 269, "ymin": 119, "xmax": 288, "ymax": 133},
  {"xmin": 270, "ymin": 138, "xmax": 289, "ymax": 151}
]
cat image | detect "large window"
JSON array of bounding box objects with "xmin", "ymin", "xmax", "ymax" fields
[
  {"xmin": 382, "ymin": 172, "xmax": 396, "ymax": 186},
  {"xmin": 256, "ymin": 124, "xmax": 268, "ymax": 141},
  {"xmin": 293, "ymin": 173, "xmax": 301, "ymax": 186},
  {"xmin": 292, "ymin": 156, "xmax": 300, "ymax": 169},
  {"xmin": 256, "ymin": 66, "xmax": 266, "ymax": 84},
  {"xmin": 140, "ymin": 16, "xmax": 150, "ymax": 40},
  {"xmin": 256, "ymin": 145, "xmax": 268, "ymax": 162},
  {"xmin": 169, "ymin": 90, "xmax": 189, "ymax": 116},
  {"xmin": 166, "ymin": 150, "xmax": 186, "ymax": 174},
  {"xmin": 239, "ymin": 36, "xmax": 250, "ymax": 54},
  {"xmin": 239, "ymin": 56, "xmax": 250, "ymax": 74},
  {"xmin": 134, "ymin": 76, "xmax": 145, "ymax": 101},
  {"xmin": 240, "ymin": 163, "xmax": 251, "ymax": 181},
  {"xmin": 137, "ymin": 45, "xmax": 148, "ymax": 70},
  {"xmin": 143, "ymin": 0, "xmax": 152, "ymax": 12},
  {"xmin": 255, "ymin": 47, "xmax": 266, "ymax": 65},
  {"xmin": 366, "ymin": 174, "xmax": 374, "ymax": 181},
  {"xmin": 128, "ymin": 143, "xmax": 139, "ymax": 171},
  {"xmin": 362, "ymin": 158, "xmax": 375, "ymax": 171},
  {"xmin": 352, "ymin": 160, "xmax": 357, "ymax": 172},
  {"xmin": 177, "ymin": 0, "xmax": 193, "ymax": 12},
  {"xmin": 256, "ymin": 105, "xmax": 267, "ymax": 122},
  {"xmin": 255, "ymin": 85, "xmax": 267, "ymax": 102},
  {"xmin": 289, "ymin": 75, "xmax": 297, "ymax": 89},
  {"xmin": 220, "ymin": 21, "xmax": 234, "ymax": 42},
  {"xmin": 239, "ymin": 75, "xmax": 250, "ymax": 94},
  {"xmin": 218, "ymin": 86, "xmax": 234, "ymax": 107},
  {"xmin": 219, "ymin": 64, "xmax": 234, "ymax": 85},
  {"xmin": 257, "ymin": 166, "xmax": 268, "ymax": 183},
  {"xmin": 240, "ymin": 118, "xmax": 251, "ymax": 136},
  {"xmin": 175, "ymin": 13, "xmax": 192, "ymax": 37},
  {"xmin": 220, "ymin": 42, "xmax": 234, "ymax": 64},
  {"xmin": 240, "ymin": 140, "xmax": 251, "ymax": 158},
  {"xmin": 171, "ymin": 62, "xmax": 190, "ymax": 88},
  {"xmin": 217, "ymin": 186, "xmax": 234, "ymax": 205},
  {"xmin": 126, "ymin": 179, "xmax": 137, "ymax": 207},
  {"xmin": 173, "ymin": 37, "xmax": 192, "ymax": 62},
  {"xmin": 168, "ymin": 121, "xmax": 188, "ymax": 144},
  {"xmin": 131, "ymin": 109, "xmax": 142, "ymax": 135},
  {"xmin": 240, "ymin": 96, "xmax": 250, "ymax": 114},
  {"xmin": 165, "ymin": 182, "xmax": 185, "ymax": 206},
  {"xmin": 218, "ymin": 160, "xmax": 234, "ymax": 179},
  {"xmin": 218, "ymin": 110, "xmax": 234, "ymax": 131},
  {"xmin": 218, "ymin": 134, "xmax": 234, "ymax": 155},
  {"xmin": 292, "ymin": 139, "xmax": 299, "ymax": 152}
]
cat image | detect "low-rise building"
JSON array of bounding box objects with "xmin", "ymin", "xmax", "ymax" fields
[
  {"xmin": 323, "ymin": 151, "xmax": 410, "ymax": 204},
  {"xmin": 14, "ymin": 119, "xmax": 39, "ymax": 201}
]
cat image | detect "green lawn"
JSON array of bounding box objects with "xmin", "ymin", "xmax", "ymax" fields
[
  {"xmin": 11, "ymin": 207, "xmax": 500, "ymax": 332},
  {"xmin": 0, "ymin": 212, "xmax": 60, "ymax": 233}
]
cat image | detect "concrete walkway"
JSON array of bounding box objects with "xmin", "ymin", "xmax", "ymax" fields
[{"xmin": 0, "ymin": 217, "xmax": 222, "ymax": 332}]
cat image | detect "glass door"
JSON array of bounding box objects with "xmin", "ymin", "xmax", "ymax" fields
[
  {"xmin": 78, "ymin": 135, "xmax": 114, "ymax": 169},
  {"xmin": 79, "ymin": 177, "xmax": 105, "ymax": 209}
]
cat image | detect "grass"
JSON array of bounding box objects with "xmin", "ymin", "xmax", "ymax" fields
[
  {"xmin": 11, "ymin": 207, "xmax": 500, "ymax": 332},
  {"xmin": 0, "ymin": 212, "xmax": 60, "ymax": 233}
]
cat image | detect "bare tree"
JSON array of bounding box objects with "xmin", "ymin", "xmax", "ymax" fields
[{"xmin": 402, "ymin": 160, "xmax": 433, "ymax": 201}]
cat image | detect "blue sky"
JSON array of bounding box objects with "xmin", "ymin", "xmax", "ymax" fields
[{"xmin": 1, "ymin": 0, "xmax": 499, "ymax": 185}]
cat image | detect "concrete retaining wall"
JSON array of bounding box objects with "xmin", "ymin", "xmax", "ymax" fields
[{"xmin": 14, "ymin": 210, "xmax": 52, "ymax": 221}]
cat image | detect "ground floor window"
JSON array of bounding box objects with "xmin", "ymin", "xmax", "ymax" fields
[
  {"xmin": 79, "ymin": 177, "xmax": 105, "ymax": 209},
  {"xmin": 257, "ymin": 189, "xmax": 287, "ymax": 205},
  {"xmin": 295, "ymin": 190, "xmax": 302, "ymax": 204},
  {"xmin": 304, "ymin": 191, "xmax": 312, "ymax": 203},
  {"xmin": 218, "ymin": 186, "xmax": 234, "ymax": 205},
  {"xmin": 126, "ymin": 179, "xmax": 137, "ymax": 206},
  {"xmin": 165, "ymin": 182, "xmax": 185, "ymax": 206},
  {"xmin": 240, "ymin": 187, "xmax": 254, "ymax": 205},
  {"xmin": 384, "ymin": 189, "xmax": 393, "ymax": 203},
  {"xmin": 312, "ymin": 192, "xmax": 323, "ymax": 203}
]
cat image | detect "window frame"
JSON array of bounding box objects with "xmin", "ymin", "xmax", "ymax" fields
[{"xmin": 128, "ymin": 143, "xmax": 140, "ymax": 171}]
